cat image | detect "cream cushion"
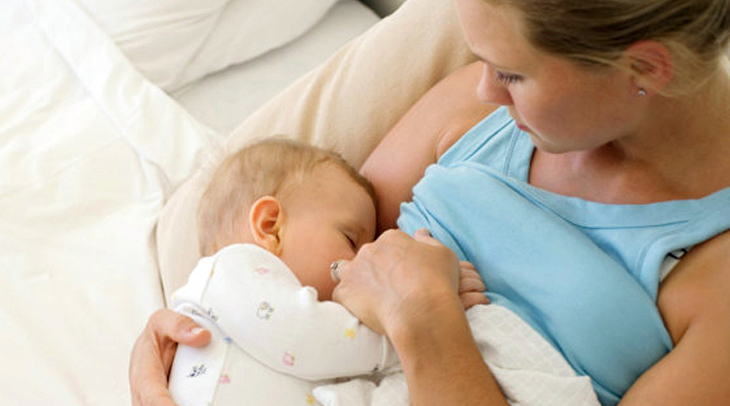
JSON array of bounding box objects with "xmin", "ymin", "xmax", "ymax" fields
[{"xmin": 156, "ymin": 0, "xmax": 476, "ymax": 304}]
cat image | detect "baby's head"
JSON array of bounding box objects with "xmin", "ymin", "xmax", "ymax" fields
[{"xmin": 198, "ymin": 137, "xmax": 377, "ymax": 300}]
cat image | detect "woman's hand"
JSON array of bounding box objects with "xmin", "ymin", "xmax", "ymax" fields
[
  {"xmin": 458, "ymin": 261, "xmax": 490, "ymax": 310},
  {"xmin": 129, "ymin": 309, "xmax": 211, "ymax": 406},
  {"xmin": 332, "ymin": 228, "xmax": 506, "ymax": 405},
  {"xmin": 331, "ymin": 228, "xmax": 462, "ymax": 335}
]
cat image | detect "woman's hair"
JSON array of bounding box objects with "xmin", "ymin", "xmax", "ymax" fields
[
  {"xmin": 197, "ymin": 137, "xmax": 376, "ymax": 256},
  {"xmin": 491, "ymin": 0, "xmax": 730, "ymax": 94}
]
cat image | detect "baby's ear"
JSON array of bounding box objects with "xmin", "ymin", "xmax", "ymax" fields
[{"xmin": 249, "ymin": 196, "xmax": 284, "ymax": 255}]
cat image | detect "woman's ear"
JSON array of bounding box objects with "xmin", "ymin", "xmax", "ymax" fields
[
  {"xmin": 624, "ymin": 40, "xmax": 673, "ymax": 96},
  {"xmin": 248, "ymin": 196, "xmax": 284, "ymax": 255}
]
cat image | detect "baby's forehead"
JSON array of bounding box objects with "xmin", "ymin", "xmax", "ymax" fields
[
  {"xmin": 279, "ymin": 165, "xmax": 350, "ymax": 199},
  {"xmin": 300, "ymin": 162, "xmax": 365, "ymax": 191}
]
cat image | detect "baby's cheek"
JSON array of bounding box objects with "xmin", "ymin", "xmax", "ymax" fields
[
  {"xmin": 314, "ymin": 277, "xmax": 336, "ymax": 301},
  {"xmin": 296, "ymin": 267, "xmax": 336, "ymax": 301}
]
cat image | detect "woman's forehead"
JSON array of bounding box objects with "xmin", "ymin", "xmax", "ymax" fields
[{"xmin": 456, "ymin": 0, "xmax": 536, "ymax": 70}]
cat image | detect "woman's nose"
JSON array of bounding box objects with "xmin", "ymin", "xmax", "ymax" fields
[{"xmin": 476, "ymin": 64, "xmax": 513, "ymax": 106}]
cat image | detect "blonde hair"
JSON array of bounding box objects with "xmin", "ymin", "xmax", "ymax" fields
[
  {"xmin": 491, "ymin": 0, "xmax": 730, "ymax": 95},
  {"xmin": 198, "ymin": 137, "xmax": 376, "ymax": 256}
]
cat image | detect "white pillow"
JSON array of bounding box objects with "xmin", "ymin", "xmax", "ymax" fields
[{"xmin": 77, "ymin": 0, "xmax": 339, "ymax": 91}]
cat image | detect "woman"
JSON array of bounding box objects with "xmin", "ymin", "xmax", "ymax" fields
[{"xmin": 130, "ymin": 0, "xmax": 730, "ymax": 404}]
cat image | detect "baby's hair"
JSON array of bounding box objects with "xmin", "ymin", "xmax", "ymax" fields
[
  {"xmin": 197, "ymin": 137, "xmax": 376, "ymax": 256},
  {"xmin": 489, "ymin": 0, "xmax": 730, "ymax": 95}
]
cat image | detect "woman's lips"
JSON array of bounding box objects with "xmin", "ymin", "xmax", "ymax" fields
[{"xmin": 508, "ymin": 109, "xmax": 530, "ymax": 132}]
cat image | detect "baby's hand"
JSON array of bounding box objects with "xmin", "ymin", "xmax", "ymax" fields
[{"xmin": 458, "ymin": 261, "xmax": 489, "ymax": 310}]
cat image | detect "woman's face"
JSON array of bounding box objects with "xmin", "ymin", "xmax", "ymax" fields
[{"xmin": 454, "ymin": 0, "xmax": 640, "ymax": 153}]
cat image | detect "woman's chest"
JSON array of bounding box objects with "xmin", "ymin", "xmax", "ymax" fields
[{"xmin": 527, "ymin": 149, "xmax": 692, "ymax": 204}]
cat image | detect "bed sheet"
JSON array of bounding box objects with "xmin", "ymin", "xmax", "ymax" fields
[
  {"xmin": 0, "ymin": 0, "xmax": 376, "ymax": 405},
  {"xmin": 171, "ymin": 0, "xmax": 380, "ymax": 136},
  {"xmin": 0, "ymin": 1, "xmax": 217, "ymax": 404}
]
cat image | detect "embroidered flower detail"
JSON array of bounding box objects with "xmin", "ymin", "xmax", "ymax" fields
[
  {"xmin": 219, "ymin": 374, "xmax": 231, "ymax": 384},
  {"xmin": 188, "ymin": 364, "xmax": 207, "ymax": 378},
  {"xmin": 253, "ymin": 267, "xmax": 270, "ymax": 275},
  {"xmin": 283, "ymin": 351, "xmax": 296, "ymax": 366},
  {"xmin": 257, "ymin": 302, "xmax": 274, "ymax": 319},
  {"xmin": 344, "ymin": 328, "xmax": 356, "ymax": 340},
  {"xmin": 306, "ymin": 394, "xmax": 316, "ymax": 404}
]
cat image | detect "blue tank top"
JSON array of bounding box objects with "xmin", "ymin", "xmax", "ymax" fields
[{"xmin": 397, "ymin": 107, "xmax": 730, "ymax": 406}]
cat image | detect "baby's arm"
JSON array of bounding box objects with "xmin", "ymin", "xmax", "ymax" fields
[{"xmin": 172, "ymin": 244, "xmax": 398, "ymax": 381}]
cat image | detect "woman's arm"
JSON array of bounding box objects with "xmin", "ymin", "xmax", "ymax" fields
[
  {"xmin": 360, "ymin": 61, "xmax": 496, "ymax": 233},
  {"xmin": 619, "ymin": 231, "xmax": 730, "ymax": 405}
]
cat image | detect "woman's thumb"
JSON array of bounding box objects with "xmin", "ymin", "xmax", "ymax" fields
[{"xmin": 413, "ymin": 228, "xmax": 438, "ymax": 245}]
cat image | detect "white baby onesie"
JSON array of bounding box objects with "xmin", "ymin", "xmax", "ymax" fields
[{"xmin": 168, "ymin": 243, "xmax": 398, "ymax": 406}]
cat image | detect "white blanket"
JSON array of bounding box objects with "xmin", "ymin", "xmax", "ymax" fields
[
  {"xmin": 313, "ymin": 305, "xmax": 601, "ymax": 406},
  {"xmin": 0, "ymin": 0, "xmax": 216, "ymax": 404}
]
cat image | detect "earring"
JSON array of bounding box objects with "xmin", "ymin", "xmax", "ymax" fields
[{"xmin": 637, "ymin": 88, "xmax": 647, "ymax": 97}]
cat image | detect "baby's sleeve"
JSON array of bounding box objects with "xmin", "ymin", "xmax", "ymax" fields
[{"xmin": 172, "ymin": 244, "xmax": 398, "ymax": 381}]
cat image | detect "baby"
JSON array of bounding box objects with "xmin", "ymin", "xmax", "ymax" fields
[
  {"xmin": 168, "ymin": 138, "xmax": 398, "ymax": 405},
  {"xmin": 168, "ymin": 137, "xmax": 600, "ymax": 406}
]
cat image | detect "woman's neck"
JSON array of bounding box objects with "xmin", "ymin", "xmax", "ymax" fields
[
  {"xmin": 600, "ymin": 67, "xmax": 730, "ymax": 199},
  {"xmin": 532, "ymin": 66, "xmax": 730, "ymax": 204}
]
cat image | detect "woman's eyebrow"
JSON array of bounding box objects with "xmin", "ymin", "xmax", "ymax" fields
[{"xmin": 478, "ymin": 56, "xmax": 518, "ymax": 72}]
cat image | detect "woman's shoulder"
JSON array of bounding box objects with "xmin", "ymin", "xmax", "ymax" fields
[{"xmin": 432, "ymin": 62, "xmax": 500, "ymax": 157}]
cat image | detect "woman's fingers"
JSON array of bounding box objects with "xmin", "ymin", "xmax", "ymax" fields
[
  {"xmin": 129, "ymin": 309, "xmax": 210, "ymax": 406},
  {"xmin": 332, "ymin": 229, "xmax": 462, "ymax": 335},
  {"xmin": 413, "ymin": 227, "xmax": 440, "ymax": 245},
  {"xmin": 157, "ymin": 309, "xmax": 211, "ymax": 347}
]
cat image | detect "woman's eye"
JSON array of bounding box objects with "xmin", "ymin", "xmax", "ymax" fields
[{"xmin": 496, "ymin": 71, "xmax": 522, "ymax": 85}]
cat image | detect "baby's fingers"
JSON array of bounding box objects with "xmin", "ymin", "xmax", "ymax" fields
[
  {"xmin": 458, "ymin": 261, "xmax": 485, "ymax": 293},
  {"xmin": 460, "ymin": 291, "xmax": 490, "ymax": 310},
  {"xmin": 458, "ymin": 261, "xmax": 489, "ymax": 309}
]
